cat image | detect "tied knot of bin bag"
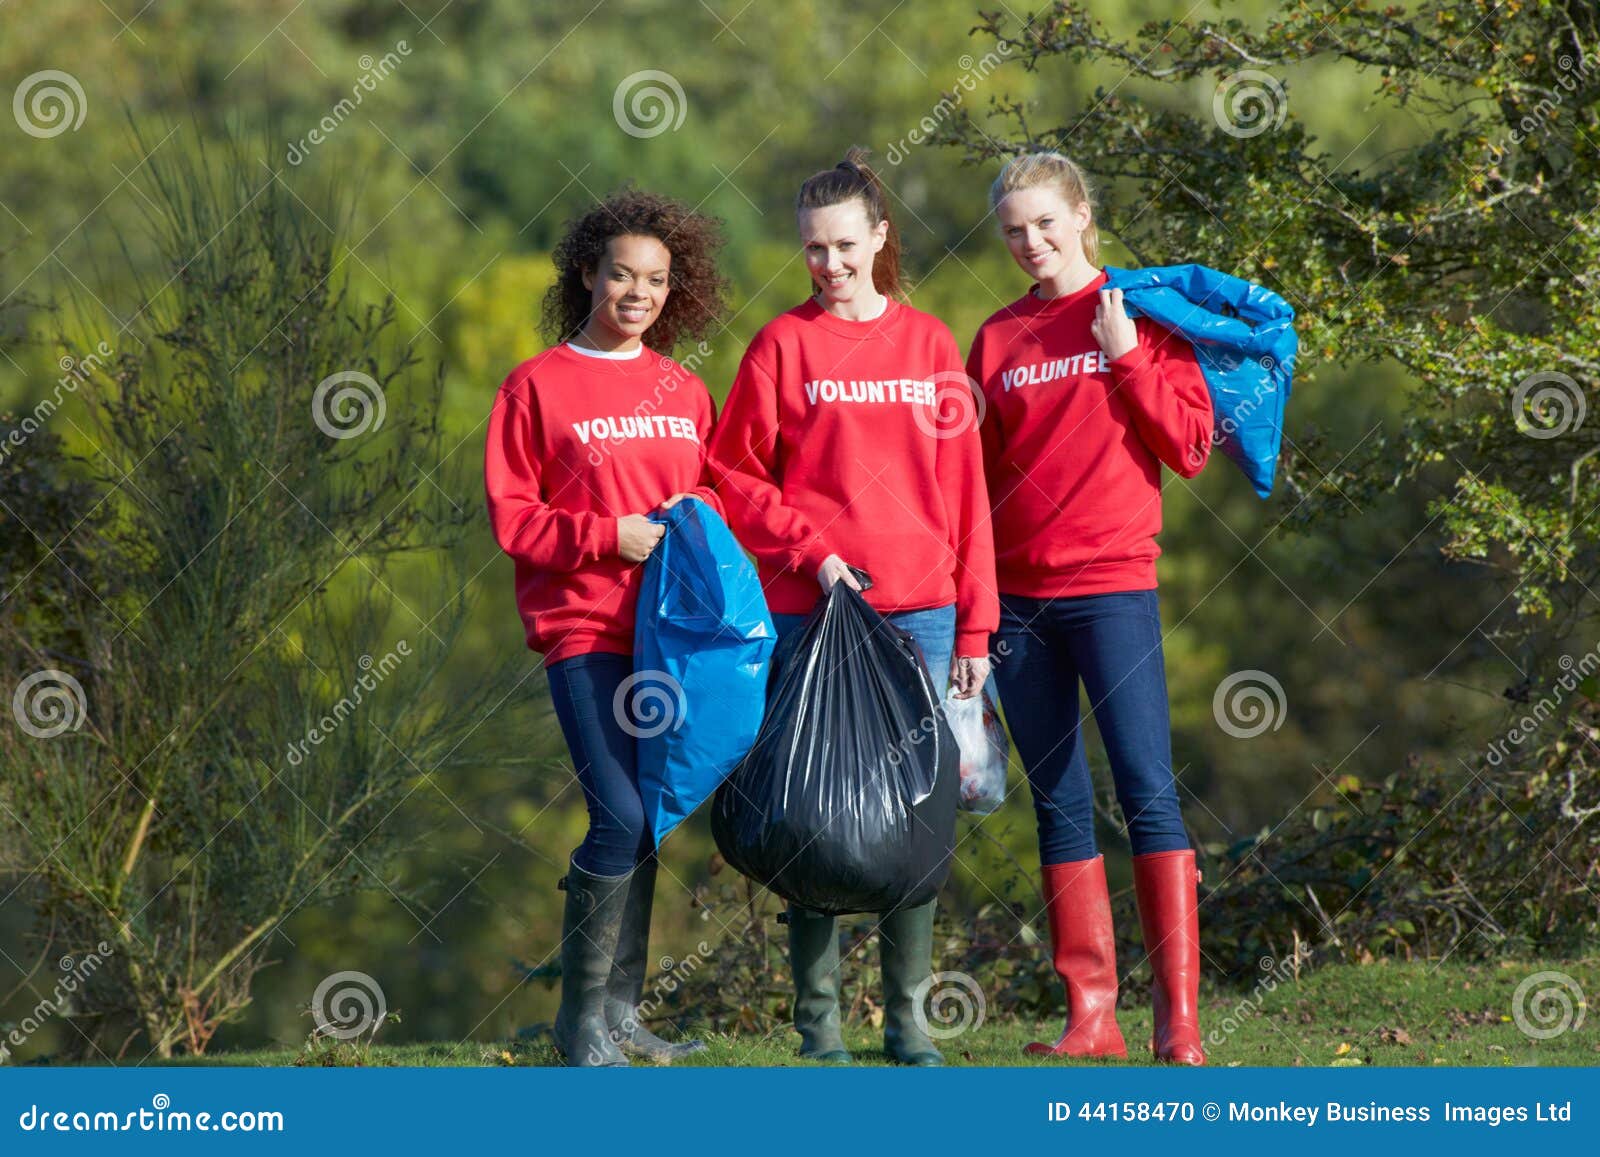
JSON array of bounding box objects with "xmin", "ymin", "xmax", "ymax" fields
[{"xmin": 711, "ymin": 577, "xmax": 959, "ymax": 917}]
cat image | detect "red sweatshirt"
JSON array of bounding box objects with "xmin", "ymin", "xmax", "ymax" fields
[
  {"xmin": 484, "ymin": 343, "xmax": 723, "ymax": 664},
  {"xmin": 708, "ymin": 297, "xmax": 997, "ymax": 658},
  {"xmin": 966, "ymin": 270, "xmax": 1213, "ymax": 598}
]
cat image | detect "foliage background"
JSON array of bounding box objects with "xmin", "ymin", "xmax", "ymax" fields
[{"xmin": 0, "ymin": 0, "xmax": 1590, "ymax": 1059}]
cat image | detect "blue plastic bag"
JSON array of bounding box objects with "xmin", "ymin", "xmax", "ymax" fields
[
  {"xmin": 634, "ymin": 497, "xmax": 775, "ymax": 846},
  {"xmin": 1104, "ymin": 263, "xmax": 1298, "ymax": 498}
]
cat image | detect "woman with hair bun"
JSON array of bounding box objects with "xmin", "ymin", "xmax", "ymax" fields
[{"xmin": 709, "ymin": 147, "xmax": 997, "ymax": 1067}]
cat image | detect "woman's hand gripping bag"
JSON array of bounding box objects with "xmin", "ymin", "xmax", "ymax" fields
[
  {"xmin": 633, "ymin": 497, "xmax": 775, "ymax": 846},
  {"xmin": 945, "ymin": 684, "xmax": 1009, "ymax": 815},
  {"xmin": 710, "ymin": 579, "xmax": 959, "ymax": 916}
]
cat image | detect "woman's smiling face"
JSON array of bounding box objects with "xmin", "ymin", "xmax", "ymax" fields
[
  {"xmin": 583, "ymin": 233, "xmax": 672, "ymax": 345},
  {"xmin": 799, "ymin": 199, "xmax": 886, "ymax": 305},
  {"xmin": 995, "ymin": 185, "xmax": 1092, "ymax": 283}
]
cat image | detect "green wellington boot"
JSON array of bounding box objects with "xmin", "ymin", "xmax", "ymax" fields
[
  {"xmin": 604, "ymin": 857, "xmax": 707, "ymax": 1062},
  {"xmin": 879, "ymin": 899, "xmax": 945, "ymax": 1066},
  {"xmin": 787, "ymin": 906, "xmax": 852, "ymax": 1063},
  {"xmin": 552, "ymin": 863, "xmax": 631, "ymax": 1067}
]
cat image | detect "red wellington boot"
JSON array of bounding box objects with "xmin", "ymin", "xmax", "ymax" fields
[
  {"xmin": 1132, "ymin": 849, "xmax": 1206, "ymax": 1065},
  {"xmin": 1024, "ymin": 855, "xmax": 1128, "ymax": 1059}
]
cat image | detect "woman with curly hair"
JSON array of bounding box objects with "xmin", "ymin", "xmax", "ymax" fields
[
  {"xmin": 484, "ymin": 189, "xmax": 730, "ymax": 1067},
  {"xmin": 707, "ymin": 148, "xmax": 997, "ymax": 1066}
]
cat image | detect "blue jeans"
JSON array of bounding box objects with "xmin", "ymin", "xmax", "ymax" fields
[
  {"xmin": 991, "ymin": 590, "xmax": 1190, "ymax": 864},
  {"xmin": 770, "ymin": 602, "xmax": 956, "ymax": 699},
  {"xmin": 546, "ymin": 652, "xmax": 654, "ymax": 877}
]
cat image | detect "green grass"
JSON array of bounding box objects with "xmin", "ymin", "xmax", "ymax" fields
[{"xmin": 138, "ymin": 958, "xmax": 1600, "ymax": 1068}]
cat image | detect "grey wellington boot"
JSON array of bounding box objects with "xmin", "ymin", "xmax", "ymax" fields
[
  {"xmin": 604, "ymin": 856, "xmax": 707, "ymax": 1061},
  {"xmin": 879, "ymin": 899, "xmax": 945, "ymax": 1066},
  {"xmin": 552, "ymin": 862, "xmax": 631, "ymax": 1067},
  {"xmin": 787, "ymin": 905, "xmax": 852, "ymax": 1063}
]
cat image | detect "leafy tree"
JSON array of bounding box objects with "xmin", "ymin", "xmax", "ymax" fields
[
  {"xmin": 925, "ymin": 0, "xmax": 1600, "ymax": 975},
  {"xmin": 0, "ymin": 130, "xmax": 515, "ymax": 1058},
  {"xmin": 940, "ymin": 0, "xmax": 1600, "ymax": 670}
]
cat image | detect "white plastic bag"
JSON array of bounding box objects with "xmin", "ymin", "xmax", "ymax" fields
[{"xmin": 944, "ymin": 686, "xmax": 1009, "ymax": 814}]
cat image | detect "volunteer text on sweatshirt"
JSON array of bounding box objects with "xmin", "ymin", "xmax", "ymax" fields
[
  {"xmin": 484, "ymin": 343, "xmax": 723, "ymax": 663},
  {"xmin": 966, "ymin": 270, "xmax": 1214, "ymax": 598},
  {"xmin": 707, "ymin": 297, "xmax": 998, "ymax": 658}
]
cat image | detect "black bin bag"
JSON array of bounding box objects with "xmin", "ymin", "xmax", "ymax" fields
[{"xmin": 711, "ymin": 575, "xmax": 958, "ymax": 916}]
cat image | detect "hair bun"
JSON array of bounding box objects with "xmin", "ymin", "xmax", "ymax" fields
[{"xmin": 796, "ymin": 147, "xmax": 903, "ymax": 300}]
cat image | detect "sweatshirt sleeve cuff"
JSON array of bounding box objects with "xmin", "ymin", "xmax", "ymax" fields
[
  {"xmin": 1109, "ymin": 343, "xmax": 1158, "ymax": 383},
  {"xmin": 798, "ymin": 538, "xmax": 836, "ymax": 579},
  {"xmin": 596, "ymin": 516, "xmax": 619, "ymax": 561},
  {"xmin": 689, "ymin": 485, "xmax": 724, "ymax": 519},
  {"xmin": 955, "ymin": 629, "xmax": 990, "ymax": 660}
]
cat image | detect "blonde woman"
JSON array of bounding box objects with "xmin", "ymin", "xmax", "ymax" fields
[{"xmin": 967, "ymin": 152, "xmax": 1213, "ymax": 1064}]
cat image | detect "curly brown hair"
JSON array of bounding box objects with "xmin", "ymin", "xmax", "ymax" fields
[{"xmin": 540, "ymin": 189, "xmax": 730, "ymax": 354}]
